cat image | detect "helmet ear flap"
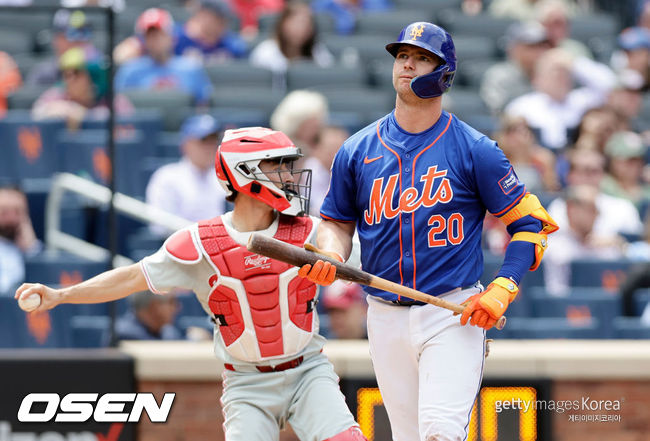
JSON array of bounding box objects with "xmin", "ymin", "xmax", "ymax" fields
[{"xmin": 215, "ymin": 150, "xmax": 235, "ymax": 195}]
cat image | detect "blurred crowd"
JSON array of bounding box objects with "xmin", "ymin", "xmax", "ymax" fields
[{"xmin": 0, "ymin": 0, "xmax": 649, "ymax": 342}]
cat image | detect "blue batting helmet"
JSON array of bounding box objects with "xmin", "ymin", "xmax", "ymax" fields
[{"xmin": 386, "ymin": 22, "xmax": 456, "ymax": 98}]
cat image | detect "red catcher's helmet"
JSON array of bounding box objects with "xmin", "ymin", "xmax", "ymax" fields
[{"xmin": 215, "ymin": 127, "xmax": 312, "ymax": 216}]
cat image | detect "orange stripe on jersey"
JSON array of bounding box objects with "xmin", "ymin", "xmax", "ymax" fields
[
  {"xmin": 492, "ymin": 187, "xmax": 527, "ymax": 217},
  {"xmin": 376, "ymin": 121, "xmax": 404, "ymax": 291},
  {"xmin": 320, "ymin": 213, "xmax": 356, "ymax": 223},
  {"xmin": 410, "ymin": 114, "xmax": 453, "ymax": 290}
]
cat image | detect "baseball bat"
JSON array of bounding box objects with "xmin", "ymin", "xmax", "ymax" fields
[{"xmin": 247, "ymin": 233, "xmax": 506, "ymax": 330}]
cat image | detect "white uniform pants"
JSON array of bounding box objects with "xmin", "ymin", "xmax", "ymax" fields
[
  {"xmin": 366, "ymin": 287, "xmax": 486, "ymax": 441},
  {"xmin": 221, "ymin": 351, "xmax": 358, "ymax": 441}
]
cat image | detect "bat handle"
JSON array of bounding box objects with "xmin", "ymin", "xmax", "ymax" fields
[{"xmin": 495, "ymin": 316, "xmax": 506, "ymax": 331}]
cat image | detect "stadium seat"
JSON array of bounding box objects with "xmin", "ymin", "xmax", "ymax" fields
[
  {"xmin": 436, "ymin": 9, "xmax": 516, "ymax": 40},
  {"xmin": 211, "ymin": 86, "xmax": 284, "ymax": 115},
  {"xmin": 122, "ymin": 90, "xmax": 194, "ymax": 132},
  {"xmin": 355, "ymin": 10, "xmax": 428, "ymax": 36},
  {"xmin": 157, "ymin": 131, "xmax": 182, "ymax": 158},
  {"xmin": 323, "ymin": 34, "xmax": 394, "ymax": 66},
  {"xmin": 633, "ymin": 290, "xmax": 650, "ymax": 316},
  {"xmin": 57, "ymin": 129, "xmax": 148, "ymax": 198},
  {"xmin": 443, "ymin": 87, "xmax": 489, "ymax": 118},
  {"xmin": 393, "ymin": 0, "xmax": 461, "ymax": 9},
  {"xmin": 21, "ymin": 178, "xmax": 53, "ymax": 241},
  {"xmin": 329, "ymin": 111, "xmax": 366, "ymax": 135},
  {"xmin": 25, "ymin": 251, "xmax": 110, "ymax": 286},
  {"xmin": 502, "ymin": 317, "xmax": 602, "ymax": 339},
  {"xmin": 312, "ymin": 87, "xmax": 394, "ymax": 122},
  {"xmin": 176, "ymin": 292, "xmax": 207, "ymax": 317},
  {"xmin": 612, "ymin": 317, "xmax": 650, "ymax": 339},
  {"xmin": 81, "ymin": 110, "xmax": 163, "ymax": 157},
  {"xmin": 453, "ymin": 36, "xmax": 498, "ymax": 63},
  {"xmin": 569, "ymin": 14, "xmax": 619, "ymax": 45},
  {"xmin": 0, "ymin": 10, "xmax": 51, "ymax": 36},
  {"xmin": 205, "ymin": 60, "xmax": 274, "ymax": 88},
  {"xmin": 287, "ymin": 63, "xmax": 367, "ymax": 91},
  {"xmin": 0, "ymin": 297, "xmax": 74, "ymax": 348},
  {"xmin": 125, "ymin": 227, "xmax": 165, "ymax": 257},
  {"xmin": 457, "ymin": 59, "xmax": 497, "ymax": 89},
  {"xmin": 6, "ymin": 86, "xmax": 49, "ymax": 110},
  {"xmin": 177, "ymin": 316, "xmax": 214, "ymax": 334},
  {"xmin": 0, "ymin": 28, "xmax": 33, "ymax": 54},
  {"xmin": 210, "ymin": 108, "xmax": 269, "ymax": 131},
  {"xmin": 0, "ymin": 111, "xmax": 65, "ymax": 181},
  {"xmin": 529, "ymin": 287, "xmax": 620, "ymax": 338},
  {"xmin": 569, "ymin": 259, "xmax": 632, "ymax": 291},
  {"xmin": 12, "ymin": 53, "xmax": 50, "ymax": 80},
  {"xmin": 70, "ymin": 315, "xmax": 110, "ymax": 348}
]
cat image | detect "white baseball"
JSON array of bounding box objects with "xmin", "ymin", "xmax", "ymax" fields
[{"xmin": 18, "ymin": 293, "xmax": 41, "ymax": 312}]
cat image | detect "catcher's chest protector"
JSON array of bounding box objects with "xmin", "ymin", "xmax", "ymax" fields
[{"xmin": 198, "ymin": 215, "xmax": 317, "ymax": 362}]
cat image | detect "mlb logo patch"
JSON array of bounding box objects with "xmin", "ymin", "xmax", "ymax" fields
[{"xmin": 498, "ymin": 168, "xmax": 519, "ymax": 194}]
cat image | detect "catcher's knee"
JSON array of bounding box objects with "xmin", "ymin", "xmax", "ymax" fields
[{"xmin": 323, "ymin": 426, "xmax": 368, "ymax": 441}]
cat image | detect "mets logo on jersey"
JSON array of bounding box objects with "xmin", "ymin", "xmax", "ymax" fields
[{"xmin": 364, "ymin": 165, "xmax": 452, "ymax": 225}]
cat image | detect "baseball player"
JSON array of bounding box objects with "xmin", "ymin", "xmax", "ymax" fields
[
  {"xmin": 299, "ymin": 23, "xmax": 559, "ymax": 441},
  {"xmin": 15, "ymin": 127, "xmax": 367, "ymax": 441}
]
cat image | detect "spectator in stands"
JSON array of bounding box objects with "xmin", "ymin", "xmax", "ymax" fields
[
  {"xmin": 115, "ymin": 290, "xmax": 182, "ymax": 340},
  {"xmin": 0, "ymin": 51, "xmax": 22, "ymax": 117},
  {"xmin": 543, "ymin": 185, "xmax": 623, "ymax": 296},
  {"xmin": 620, "ymin": 210, "xmax": 650, "ymax": 317},
  {"xmin": 228, "ymin": 0, "xmax": 284, "ymax": 39},
  {"xmin": 548, "ymin": 148, "xmax": 644, "ymax": 237},
  {"xmin": 174, "ymin": 0, "xmax": 248, "ymax": 64},
  {"xmin": 639, "ymin": 0, "xmax": 650, "ymax": 30},
  {"xmin": 146, "ymin": 114, "xmax": 227, "ymax": 236},
  {"xmin": 0, "ymin": 185, "xmax": 42, "ymax": 293},
  {"xmin": 270, "ymin": 90, "xmax": 329, "ymax": 159},
  {"xmin": 114, "ymin": 8, "xmax": 213, "ymax": 106},
  {"xmin": 305, "ymin": 125, "xmax": 349, "ymax": 216},
  {"xmin": 572, "ymin": 106, "xmax": 623, "ymax": 153},
  {"xmin": 611, "ymin": 27, "xmax": 650, "ymax": 90},
  {"xmin": 494, "ymin": 115, "xmax": 559, "ymax": 193},
  {"xmin": 321, "ymin": 280, "xmax": 367, "ymax": 339},
  {"xmin": 32, "ymin": 47, "xmax": 134, "ymax": 129},
  {"xmin": 27, "ymin": 9, "xmax": 100, "ymax": 87},
  {"xmin": 607, "ymin": 71, "xmax": 645, "ymax": 132},
  {"xmin": 536, "ymin": 0, "xmax": 592, "ymax": 58},
  {"xmin": 480, "ymin": 21, "xmax": 552, "ymax": 114},
  {"xmin": 488, "ymin": 0, "xmax": 578, "ymax": 20},
  {"xmin": 311, "ymin": 0, "xmax": 392, "ymax": 35},
  {"xmin": 250, "ymin": 2, "xmax": 334, "ymax": 74},
  {"xmin": 601, "ymin": 131, "xmax": 650, "ymax": 213},
  {"xmin": 505, "ymin": 47, "xmax": 616, "ymax": 150}
]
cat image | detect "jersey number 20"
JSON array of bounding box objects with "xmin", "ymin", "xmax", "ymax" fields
[{"xmin": 428, "ymin": 213, "xmax": 464, "ymax": 247}]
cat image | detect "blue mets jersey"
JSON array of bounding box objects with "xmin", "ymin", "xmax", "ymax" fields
[{"xmin": 320, "ymin": 110, "xmax": 526, "ymax": 301}]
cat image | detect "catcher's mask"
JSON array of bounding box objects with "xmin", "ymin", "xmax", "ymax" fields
[{"xmin": 215, "ymin": 127, "xmax": 312, "ymax": 216}]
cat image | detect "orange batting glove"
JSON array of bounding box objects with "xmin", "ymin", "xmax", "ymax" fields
[
  {"xmin": 459, "ymin": 277, "xmax": 519, "ymax": 330},
  {"xmin": 298, "ymin": 243, "xmax": 344, "ymax": 286}
]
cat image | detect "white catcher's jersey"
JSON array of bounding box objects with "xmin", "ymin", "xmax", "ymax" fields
[{"xmin": 140, "ymin": 212, "xmax": 327, "ymax": 367}]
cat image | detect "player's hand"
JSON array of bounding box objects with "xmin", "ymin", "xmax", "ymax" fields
[
  {"xmin": 298, "ymin": 244, "xmax": 344, "ymax": 286},
  {"xmin": 458, "ymin": 278, "xmax": 518, "ymax": 330},
  {"xmin": 14, "ymin": 283, "xmax": 64, "ymax": 312}
]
